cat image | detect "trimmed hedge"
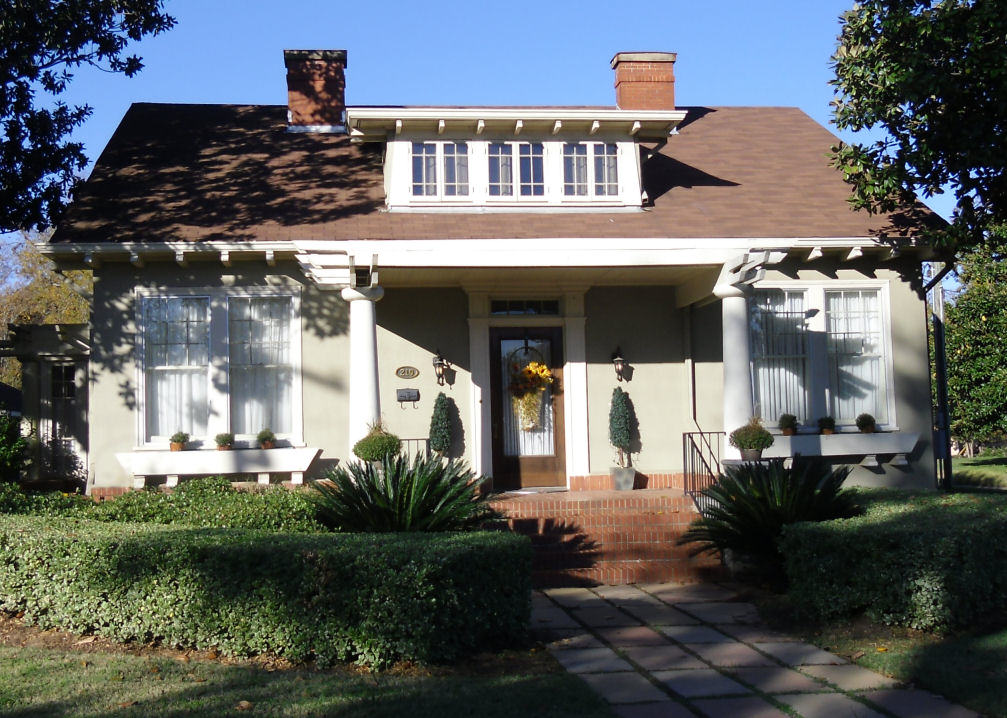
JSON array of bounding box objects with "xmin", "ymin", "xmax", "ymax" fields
[
  {"xmin": 0, "ymin": 515, "xmax": 532, "ymax": 667},
  {"xmin": 780, "ymin": 490, "xmax": 1007, "ymax": 631}
]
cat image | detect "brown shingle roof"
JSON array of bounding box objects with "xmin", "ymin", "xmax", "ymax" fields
[{"xmin": 51, "ymin": 103, "xmax": 939, "ymax": 244}]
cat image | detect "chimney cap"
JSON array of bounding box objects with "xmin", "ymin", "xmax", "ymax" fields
[
  {"xmin": 610, "ymin": 52, "xmax": 677, "ymax": 68},
  {"xmin": 284, "ymin": 49, "xmax": 348, "ymax": 67}
]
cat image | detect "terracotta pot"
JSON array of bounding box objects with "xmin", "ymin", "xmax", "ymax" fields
[
  {"xmin": 740, "ymin": 448, "xmax": 763, "ymax": 461},
  {"xmin": 821, "ymin": 428, "xmax": 835, "ymax": 435},
  {"xmin": 217, "ymin": 445, "xmax": 232, "ymax": 451},
  {"xmin": 169, "ymin": 442, "xmax": 185, "ymax": 452},
  {"xmin": 782, "ymin": 427, "xmax": 796, "ymax": 436},
  {"xmin": 859, "ymin": 426, "xmax": 875, "ymax": 434},
  {"xmin": 260, "ymin": 440, "xmax": 275, "ymax": 450}
]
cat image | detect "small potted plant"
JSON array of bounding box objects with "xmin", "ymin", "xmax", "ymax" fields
[
  {"xmin": 778, "ymin": 413, "xmax": 798, "ymax": 436},
  {"xmin": 609, "ymin": 387, "xmax": 639, "ymax": 490},
  {"xmin": 352, "ymin": 421, "xmax": 402, "ymax": 462},
  {"xmin": 257, "ymin": 428, "xmax": 276, "ymax": 449},
  {"xmin": 817, "ymin": 416, "xmax": 836, "ymax": 435},
  {"xmin": 856, "ymin": 413, "xmax": 876, "ymax": 433},
  {"xmin": 729, "ymin": 417, "xmax": 774, "ymax": 461},
  {"xmin": 215, "ymin": 432, "xmax": 234, "ymax": 451},
  {"xmin": 169, "ymin": 431, "xmax": 189, "ymax": 451}
]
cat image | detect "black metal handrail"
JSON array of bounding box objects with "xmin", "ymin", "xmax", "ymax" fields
[{"xmin": 683, "ymin": 431, "xmax": 724, "ymax": 513}]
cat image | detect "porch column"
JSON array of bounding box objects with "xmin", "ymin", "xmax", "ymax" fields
[
  {"xmin": 340, "ymin": 286, "xmax": 385, "ymax": 452},
  {"xmin": 715, "ymin": 284, "xmax": 754, "ymax": 459}
]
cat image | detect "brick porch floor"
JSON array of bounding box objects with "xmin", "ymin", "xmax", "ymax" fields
[{"xmin": 489, "ymin": 489, "xmax": 724, "ymax": 587}]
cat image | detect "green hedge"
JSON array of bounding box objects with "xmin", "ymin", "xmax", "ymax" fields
[
  {"xmin": 780, "ymin": 490, "xmax": 1007, "ymax": 631},
  {"xmin": 0, "ymin": 515, "xmax": 531, "ymax": 667}
]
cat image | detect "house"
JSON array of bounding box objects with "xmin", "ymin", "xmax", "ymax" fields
[{"xmin": 32, "ymin": 49, "xmax": 940, "ymax": 497}]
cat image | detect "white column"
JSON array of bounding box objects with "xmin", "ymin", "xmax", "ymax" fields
[
  {"xmin": 340, "ymin": 286, "xmax": 384, "ymax": 452},
  {"xmin": 716, "ymin": 285, "xmax": 754, "ymax": 459}
]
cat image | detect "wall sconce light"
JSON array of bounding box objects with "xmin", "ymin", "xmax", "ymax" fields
[
  {"xmin": 432, "ymin": 350, "xmax": 450, "ymax": 386},
  {"xmin": 611, "ymin": 347, "xmax": 627, "ymax": 382}
]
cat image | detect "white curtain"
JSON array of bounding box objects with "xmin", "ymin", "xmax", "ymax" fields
[
  {"xmin": 229, "ymin": 297, "xmax": 293, "ymax": 435},
  {"xmin": 593, "ymin": 143, "xmax": 618, "ymax": 195},
  {"xmin": 501, "ymin": 339, "xmax": 555, "ymax": 457},
  {"xmin": 826, "ymin": 289, "xmax": 887, "ymax": 423},
  {"xmin": 489, "ymin": 143, "xmax": 513, "ymax": 196},
  {"xmin": 563, "ymin": 143, "xmax": 588, "ymax": 196},
  {"xmin": 142, "ymin": 297, "xmax": 209, "ymax": 439},
  {"xmin": 750, "ymin": 290, "xmax": 808, "ymax": 423}
]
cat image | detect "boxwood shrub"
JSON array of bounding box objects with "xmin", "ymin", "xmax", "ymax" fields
[
  {"xmin": 779, "ymin": 490, "xmax": 1007, "ymax": 631},
  {"xmin": 0, "ymin": 515, "xmax": 532, "ymax": 667}
]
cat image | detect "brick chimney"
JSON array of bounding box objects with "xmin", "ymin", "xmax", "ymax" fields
[
  {"xmin": 283, "ymin": 49, "xmax": 347, "ymax": 129},
  {"xmin": 610, "ymin": 52, "xmax": 677, "ymax": 111}
]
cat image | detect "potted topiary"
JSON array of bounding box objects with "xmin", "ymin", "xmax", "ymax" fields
[
  {"xmin": 729, "ymin": 418, "xmax": 774, "ymax": 461},
  {"xmin": 856, "ymin": 413, "xmax": 876, "ymax": 433},
  {"xmin": 609, "ymin": 387, "xmax": 639, "ymax": 490},
  {"xmin": 353, "ymin": 421, "xmax": 402, "ymax": 462},
  {"xmin": 817, "ymin": 416, "xmax": 836, "ymax": 435},
  {"xmin": 778, "ymin": 413, "xmax": 798, "ymax": 436},
  {"xmin": 257, "ymin": 428, "xmax": 276, "ymax": 449},
  {"xmin": 215, "ymin": 432, "xmax": 234, "ymax": 451},
  {"xmin": 169, "ymin": 431, "xmax": 189, "ymax": 451},
  {"xmin": 428, "ymin": 392, "xmax": 453, "ymax": 457}
]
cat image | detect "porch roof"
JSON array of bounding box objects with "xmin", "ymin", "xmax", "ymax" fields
[{"xmin": 49, "ymin": 103, "xmax": 942, "ymax": 246}]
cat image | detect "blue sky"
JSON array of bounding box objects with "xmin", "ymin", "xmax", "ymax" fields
[{"xmin": 58, "ymin": 0, "xmax": 953, "ymax": 220}]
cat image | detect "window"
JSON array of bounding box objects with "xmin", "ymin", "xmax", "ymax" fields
[
  {"xmin": 490, "ymin": 299, "xmax": 560, "ymax": 316},
  {"xmin": 562, "ymin": 143, "xmax": 588, "ymax": 196},
  {"xmin": 564, "ymin": 142, "xmax": 618, "ymax": 197},
  {"xmin": 411, "ymin": 142, "xmax": 437, "ymax": 196},
  {"xmin": 52, "ymin": 364, "xmax": 77, "ymax": 399},
  {"xmin": 488, "ymin": 143, "xmax": 513, "ymax": 196},
  {"xmin": 138, "ymin": 290, "xmax": 300, "ymax": 445},
  {"xmin": 518, "ymin": 143, "xmax": 545, "ymax": 196},
  {"xmin": 442, "ymin": 142, "xmax": 469, "ymax": 196},
  {"xmin": 411, "ymin": 141, "xmax": 469, "ymax": 198},
  {"xmin": 593, "ymin": 143, "xmax": 619, "ymax": 195},
  {"xmin": 749, "ymin": 285, "xmax": 892, "ymax": 429}
]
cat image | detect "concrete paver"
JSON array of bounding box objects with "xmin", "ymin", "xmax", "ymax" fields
[
  {"xmin": 623, "ymin": 604, "xmax": 702, "ymax": 626},
  {"xmin": 652, "ymin": 668, "xmax": 751, "ymax": 698},
  {"xmin": 530, "ymin": 606, "xmax": 581, "ymax": 629},
  {"xmin": 675, "ymin": 602, "xmax": 761, "ymax": 624},
  {"xmin": 595, "ymin": 625, "xmax": 669, "ymax": 647},
  {"xmin": 727, "ymin": 666, "xmax": 829, "ymax": 694},
  {"xmin": 775, "ymin": 692, "xmax": 888, "ymax": 717},
  {"xmin": 800, "ymin": 664, "xmax": 900, "ymax": 691},
  {"xmin": 754, "ymin": 641, "xmax": 848, "ymax": 666},
  {"xmin": 549, "ymin": 647, "xmax": 635, "ymax": 673},
  {"xmin": 642, "ymin": 583, "xmax": 739, "ymax": 603},
  {"xmin": 572, "ymin": 605, "xmax": 643, "ymax": 627},
  {"xmin": 540, "ymin": 629, "xmax": 604, "ymax": 650},
  {"xmin": 543, "ymin": 586, "xmax": 603, "ymax": 607},
  {"xmin": 714, "ymin": 624, "xmax": 800, "ymax": 643},
  {"xmin": 613, "ymin": 702, "xmax": 697, "ymax": 718},
  {"xmin": 621, "ymin": 644, "xmax": 707, "ymax": 671},
  {"xmin": 658, "ymin": 625, "xmax": 735, "ymax": 643},
  {"xmin": 576, "ymin": 671, "xmax": 672, "ymax": 705},
  {"xmin": 863, "ymin": 689, "xmax": 982, "ymax": 718},
  {"xmin": 593, "ymin": 585, "xmax": 654, "ymax": 602},
  {"xmin": 684, "ymin": 642, "xmax": 778, "ymax": 667},
  {"xmin": 691, "ymin": 696, "xmax": 791, "ymax": 717}
]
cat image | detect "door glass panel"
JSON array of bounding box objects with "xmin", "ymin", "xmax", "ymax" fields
[{"xmin": 501, "ymin": 339, "xmax": 554, "ymax": 457}]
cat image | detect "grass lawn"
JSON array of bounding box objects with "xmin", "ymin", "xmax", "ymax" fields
[
  {"xmin": 0, "ymin": 621, "xmax": 613, "ymax": 718},
  {"xmin": 953, "ymin": 454, "xmax": 1007, "ymax": 487}
]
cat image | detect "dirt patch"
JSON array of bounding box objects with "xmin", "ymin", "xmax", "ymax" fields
[{"xmin": 0, "ymin": 612, "xmax": 556, "ymax": 676}]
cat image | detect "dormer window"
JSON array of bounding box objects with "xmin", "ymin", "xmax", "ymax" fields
[
  {"xmin": 411, "ymin": 141, "xmax": 469, "ymax": 197},
  {"xmin": 488, "ymin": 142, "xmax": 545, "ymax": 198}
]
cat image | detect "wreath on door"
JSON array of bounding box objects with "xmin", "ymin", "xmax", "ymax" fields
[{"xmin": 507, "ymin": 346, "xmax": 554, "ymax": 431}]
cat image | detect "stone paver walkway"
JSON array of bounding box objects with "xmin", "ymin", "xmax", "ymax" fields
[{"xmin": 533, "ymin": 583, "xmax": 979, "ymax": 718}]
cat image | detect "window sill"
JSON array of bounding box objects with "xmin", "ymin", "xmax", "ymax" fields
[{"xmin": 762, "ymin": 431, "xmax": 919, "ymax": 459}]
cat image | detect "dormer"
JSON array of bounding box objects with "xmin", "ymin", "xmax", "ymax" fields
[{"xmin": 287, "ymin": 50, "xmax": 687, "ymax": 211}]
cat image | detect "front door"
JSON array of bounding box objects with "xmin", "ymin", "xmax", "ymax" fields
[{"xmin": 490, "ymin": 327, "xmax": 566, "ymax": 489}]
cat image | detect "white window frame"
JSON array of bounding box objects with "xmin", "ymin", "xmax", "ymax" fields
[
  {"xmin": 410, "ymin": 140, "xmax": 470, "ymax": 200},
  {"xmin": 134, "ymin": 286, "xmax": 303, "ymax": 449},
  {"xmin": 562, "ymin": 142, "xmax": 619, "ymax": 198},
  {"xmin": 750, "ymin": 280, "xmax": 897, "ymax": 431}
]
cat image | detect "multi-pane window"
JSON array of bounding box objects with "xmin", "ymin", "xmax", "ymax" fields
[
  {"xmin": 488, "ymin": 143, "xmax": 513, "ymax": 196},
  {"xmin": 411, "ymin": 142, "xmax": 437, "ymax": 196},
  {"xmin": 442, "ymin": 142, "xmax": 469, "ymax": 196},
  {"xmin": 562, "ymin": 143, "xmax": 588, "ymax": 196},
  {"xmin": 52, "ymin": 364, "xmax": 76, "ymax": 399},
  {"xmin": 228, "ymin": 297, "xmax": 294, "ymax": 435},
  {"xmin": 826, "ymin": 289, "xmax": 888, "ymax": 423},
  {"xmin": 141, "ymin": 297, "xmax": 210, "ymax": 439},
  {"xmin": 593, "ymin": 143, "xmax": 619, "ymax": 195},
  {"xmin": 490, "ymin": 299, "xmax": 560, "ymax": 316},
  {"xmin": 750, "ymin": 290, "xmax": 809, "ymax": 423},
  {"xmin": 519, "ymin": 143, "xmax": 545, "ymax": 196}
]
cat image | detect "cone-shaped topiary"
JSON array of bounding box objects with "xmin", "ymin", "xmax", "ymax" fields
[
  {"xmin": 428, "ymin": 392, "xmax": 452, "ymax": 456},
  {"xmin": 609, "ymin": 387, "xmax": 637, "ymax": 467}
]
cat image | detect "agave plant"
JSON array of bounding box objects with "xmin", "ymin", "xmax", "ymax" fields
[
  {"xmin": 677, "ymin": 459, "xmax": 859, "ymax": 575},
  {"xmin": 311, "ymin": 453, "xmax": 499, "ymax": 532}
]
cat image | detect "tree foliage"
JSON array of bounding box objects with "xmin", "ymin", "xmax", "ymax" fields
[
  {"xmin": 831, "ymin": 0, "xmax": 1007, "ymax": 254},
  {"xmin": 1, "ymin": 0, "xmax": 175, "ymax": 231},
  {"xmin": 0, "ymin": 232, "xmax": 91, "ymax": 388},
  {"xmin": 945, "ymin": 248, "xmax": 1007, "ymax": 445}
]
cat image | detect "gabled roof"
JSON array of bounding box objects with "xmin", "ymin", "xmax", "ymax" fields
[{"xmin": 50, "ymin": 102, "xmax": 939, "ymax": 245}]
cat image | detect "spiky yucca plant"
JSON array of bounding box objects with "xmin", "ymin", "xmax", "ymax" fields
[
  {"xmin": 311, "ymin": 453, "xmax": 499, "ymax": 532},
  {"xmin": 677, "ymin": 459, "xmax": 858, "ymax": 575}
]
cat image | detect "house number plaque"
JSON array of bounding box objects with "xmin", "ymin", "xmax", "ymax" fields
[{"xmin": 395, "ymin": 366, "xmax": 419, "ymax": 379}]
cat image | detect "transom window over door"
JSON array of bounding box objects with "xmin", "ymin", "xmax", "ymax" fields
[{"xmin": 141, "ymin": 297, "xmax": 210, "ymax": 439}]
